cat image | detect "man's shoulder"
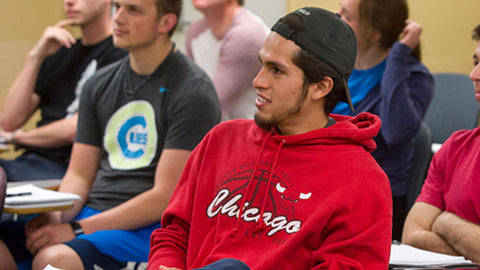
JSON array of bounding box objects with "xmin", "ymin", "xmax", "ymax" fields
[
  {"xmin": 41, "ymin": 39, "xmax": 83, "ymax": 66},
  {"xmin": 208, "ymin": 119, "xmax": 256, "ymax": 139},
  {"xmin": 159, "ymin": 51, "xmax": 212, "ymax": 88},
  {"xmin": 186, "ymin": 18, "xmax": 209, "ymax": 41},
  {"xmin": 228, "ymin": 9, "xmax": 269, "ymax": 38},
  {"xmin": 441, "ymin": 127, "xmax": 480, "ymax": 154},
  {"xmin": 83, "ymin": 57, "xmax": 127, "ymax": 92}
]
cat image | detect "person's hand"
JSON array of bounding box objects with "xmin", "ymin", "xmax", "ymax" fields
[
  {"xmin": 0, "ymin": 130, "xmax": 14, "ymax": 144},
  {"xmin": 0, "ymin": 130, "xmax": 21, "ymax": 151},
  {"xmin": 0, "ymin": 129, "xmax": 24, "ymax": 151},
  {"xmin": 399, "ymin": 20, "xmax": 422, "ymax": 50},
  {"xmin": 30, "ymin": 19, "xmax": 77, "ymax": 59},
  {"xmin": 25, "ymin": 222, "xmax": 76, "ymax": 255},
  {"xmin": 159, "ymin": 266, "xmax": 183, "ymax": 270},
  {"xmin": 25, "ymin": 213, "xmax": 58, "ymax": 235}
]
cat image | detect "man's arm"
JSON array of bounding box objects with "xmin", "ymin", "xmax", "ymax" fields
[
  {"xmin": 25, "ymin": 142, "xmax": 101, "ymax": 254},
  {"xmin": 78, "ymin": 148, "xmax": 191, "ymax": 234},
  {"xmin": 0, "ymin": 114, "xmax": 78, "ymax": 149},
  {"xmin": 431, "ymin": 211, "xmax": 480, "ymax": 262},
  {"xmin": 1, "ymin": 19, "xmax": 76, "ymax": 130},
  {"xmin": 402, "ymin": 202, "xmax": 459, "ymax": 255}
]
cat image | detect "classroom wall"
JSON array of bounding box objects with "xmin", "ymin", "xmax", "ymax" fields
[
  {"xmin": 0, "ymin": 1, "xmax": 64, "ymax": 158},
  {"xmin": 0, "ymin": 1, "xmax": 64, "ymax": 104},
  {"xmin": 287, "ymin": 0, "xmax": 479, "ymax": 75}
]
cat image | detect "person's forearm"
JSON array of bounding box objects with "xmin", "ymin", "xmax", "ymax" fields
[
  {"xmin": 404, "ymin": 229, "xmax": 460, "ymax": 256},
  {"xmin": 1, "ymin": 53, "xmax": 45, "ymax": 130},
  {"xmin": 14, "ymin": 114, "xmax": 78, "ymax": 148},
  {"xmin": 79, "ymin": 187, "xmax": 169, "ymax": 234},
  {"xmin": 433, "ymin": 212, "xmax": 480, "ymax": 262},
  {"xmin": 58, "ymin": 164, "xmax": 96, "ymax": 223}
]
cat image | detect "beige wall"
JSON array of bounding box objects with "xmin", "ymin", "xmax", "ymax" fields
[
  {"xmin": 287, "ymin": 0, "xmax": 479, "ymax": 75},
  {"xmin": 0, "ymin": 1, "xmax": 65, "ymax": 101},
  {"xmin": 0, "ymin": 1, "xmax": 64, "ymax": 158}
]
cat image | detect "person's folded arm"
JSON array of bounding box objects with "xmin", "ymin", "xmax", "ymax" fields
[
  {"xmin": 77, "ymin": 148, "xmax": 191, "ymax": 234},
  {"xmin": 402, "ymin": 202, "xmax": 459, "ymax": 256},
  {"xmin": 431, "ymin": 211, "xmax": 480, "ymax": 262}
]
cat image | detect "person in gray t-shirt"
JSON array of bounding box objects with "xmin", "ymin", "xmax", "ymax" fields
[{"xmin": 0, "ymin": 0, "xmax": 220, "ymax": 269}]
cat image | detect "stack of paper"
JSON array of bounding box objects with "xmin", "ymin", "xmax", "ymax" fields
[
  {"xmin": 390, "ymin": 242, "xmax": 479, "ymax": 269},
  {"xmin": 5, "ymin": 184, "xmax": 81, "ymax": 210}
]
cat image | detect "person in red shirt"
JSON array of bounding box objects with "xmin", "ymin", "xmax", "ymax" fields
[
  {"xmin": 402, "ymin": 25, "xmax": 480, "ymax": 264},
  {"xmin": 148, "ymin": 7, "xmax": 393, "ymax": 270}
]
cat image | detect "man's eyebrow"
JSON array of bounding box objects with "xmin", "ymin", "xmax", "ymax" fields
[{"xmin": 258, "ymin": 55, "xmax": 287, "ymax": 69}]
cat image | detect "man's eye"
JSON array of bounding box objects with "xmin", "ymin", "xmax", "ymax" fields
[
  {"xmin": 273, "ymin": 67, "xmax": 283, "ymax": 75},
  {"xmin": 128, "ymin": 6, "xmax": 141, "ymax": 13}
]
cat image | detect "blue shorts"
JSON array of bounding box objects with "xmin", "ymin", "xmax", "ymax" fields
[
  {"xmin": 0, "ymin": 206, "xmax": 160, "ymax": 269},
  {"xmin": 0, "ymin": 152, "xmax": 67, "ymax": 181}
]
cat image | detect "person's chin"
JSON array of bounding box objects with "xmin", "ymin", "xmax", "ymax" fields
[{"xmin": 254, "ymin": 112, "xmax": 273, "ymax": 131}]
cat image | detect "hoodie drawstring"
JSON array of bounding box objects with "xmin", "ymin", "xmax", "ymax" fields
[
  {"xmin": 230, "ymin": 133, "xmax": 286, "ymax": 237},
  {"xmin": 231, "ymin": 132, "xmax": 271, "ymax": 237},
  {"xmin": 255, "ymin": 139, "xmax": 285, "ymax": 232}
]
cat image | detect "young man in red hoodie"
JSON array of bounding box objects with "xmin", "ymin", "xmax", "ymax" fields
[{"xmin": 149, "ymin": 7, "xmax": 393, "ymax": 270}]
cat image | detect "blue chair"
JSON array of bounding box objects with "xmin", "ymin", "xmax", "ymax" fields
[
  {"xmin": 424, "ymin": 73, "xmax": 479, "ymax": 144},
  {"xmin": 406, "ymin": 122, "xmax": 432, "ymax": 210}
]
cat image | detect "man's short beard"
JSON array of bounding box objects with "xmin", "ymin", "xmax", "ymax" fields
[{"xmin": 254, "ymin": 83, "xmax": 309, "ymax": 132}]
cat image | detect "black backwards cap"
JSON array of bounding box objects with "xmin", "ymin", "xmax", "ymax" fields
[{"xmin": 271, "ymin": 7, "xmax": 357, "ymax": 112}]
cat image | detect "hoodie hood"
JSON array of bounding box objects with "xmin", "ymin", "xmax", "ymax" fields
[{"xmin": 255, "ymin": 112, "xmax": 381, "ymax": 153}]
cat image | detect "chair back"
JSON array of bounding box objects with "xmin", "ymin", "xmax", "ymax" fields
[
  {"xmin": 424, "ymin": 73, "xmax": 479, "ymax": 144},
  {"xmin": 406, "ymin": 122, "xmax": 433, "ymax": 210}
]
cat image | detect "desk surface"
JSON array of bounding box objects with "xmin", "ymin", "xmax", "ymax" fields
[
  {"xmin": 4, "ymin": 203, "xmax": 73, "ymax": 214},
  {"xmin": 7, "ymin": 179, "xmax": 61, "ymax": 190}
]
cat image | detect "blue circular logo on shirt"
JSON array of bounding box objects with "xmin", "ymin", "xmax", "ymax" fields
[{"xmin": 104, "ymin": 101, "xmax": 157, "ymax": 170}]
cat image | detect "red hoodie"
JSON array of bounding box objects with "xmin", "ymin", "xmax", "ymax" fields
[{"xmin": 149, "ymin": 113, "xmax": 392, "ymax": 270}]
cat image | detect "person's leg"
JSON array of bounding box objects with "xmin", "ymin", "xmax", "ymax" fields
[
  {"xmin": 0, "ymin": 152, "xmax": 67, "ymax": 182},
  {"xmin": 0, "ymin": 240, "xmax": 17, "ymax": 270},
  {"xmin": 78, "ymin": 222, "xmax": 160, "ymax": 263},
  {"xmin": 62, "ymin": 238, "xmax": 131, "ymax": 270},
  {"xmin": 195, "ymin": 259, "xmax": 251, "ymax": 270},
  {"xmin": 32, "ymin": 243, "xmax": 83, "ymax": 270},
  {"xmin": 0, "ymin": 218, "xmax": 33, "ymax": 269}
]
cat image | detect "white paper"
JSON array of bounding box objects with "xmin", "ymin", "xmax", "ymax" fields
[
  {"xmin": 5, "ymin": 184, "xmax": 81, "ymax": 206},
  {"xmin": 390, "ymin": 243, "xmax": 473, "ymax": 266}
]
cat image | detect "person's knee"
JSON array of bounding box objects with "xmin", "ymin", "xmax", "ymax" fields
[{"xmin": 33, "ymin": 244, "xmax": 83, "ymax": 270}]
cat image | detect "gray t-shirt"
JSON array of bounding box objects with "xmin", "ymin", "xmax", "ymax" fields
[{"xmin": 76, "ymin": 50, "xmax": 221, "ymax": 211}]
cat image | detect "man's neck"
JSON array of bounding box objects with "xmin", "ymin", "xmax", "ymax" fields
[
  {"xmin": 80, "ymin": 9, "xmax": 112, "ymax": 46},
  {"xmin": 201, "ymin": 4, "xmax": 241, "ymax": 39},
  {"xmin": 355, "ymin": 44, "xmax": 390, "ymax": 70},
  {"xmin": 277, "ymin": 106, "xmax": 329, "ymax": 136},
  {"xmin": 129, "ymin": 38, "xmax": 173, "ymax": 75}
]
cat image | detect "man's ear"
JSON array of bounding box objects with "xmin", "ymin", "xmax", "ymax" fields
[
  {"xmin": 157, "ymin": 13, "xmax": 178, "ymax": 35},
  {"xmin": 372, "ymin": 30, "xmax": 382, "ymax": 44},
  {"xmin": 310, "ymin": 76, "xmax": 334, "ymax": 101}
]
